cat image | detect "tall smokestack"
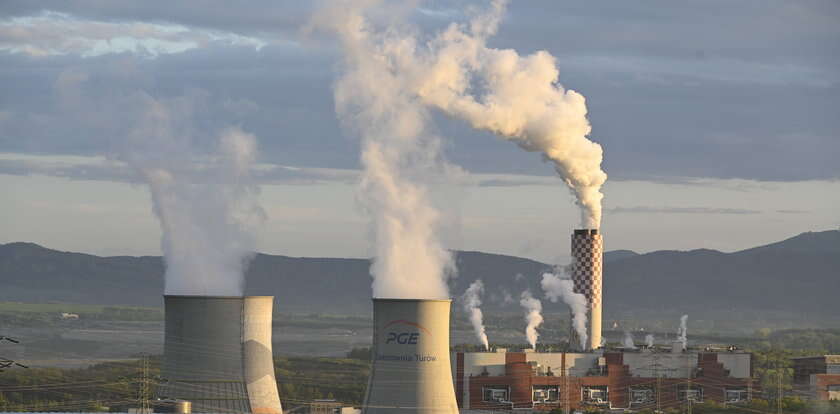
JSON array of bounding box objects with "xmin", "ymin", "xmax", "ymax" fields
[
  {"xmin": 363, "ymin": 299, "xmax": 458, "ymax": 413},
  {"xmin": 158, "ymin": 296, "xmax": 283, "ymax": 414},
  {"xmin": 571, "ymin": 229, "xmax": 603, "ymax": 351}
]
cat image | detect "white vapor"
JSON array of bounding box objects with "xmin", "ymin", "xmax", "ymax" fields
[
  {"xmin": 622, "ymin": 331, "xmax": 636, "ymax": 349},
  {"xmin": 540, "ymin": 272, "xmax": 588, "ymax": 350},
  {"xmin": 312, "ymin": 1, "xmax": 457, "ymax": 299},
  {"xmin": 519, "ymin": 290, "xmax": 543, "ymax": 349},
  {"xmin": 677, "ymin": 314, "xmax": 688, "ymax": 348},
  {"xmin": 461, "ymin": 280, "xmax": 489, "ymax": 350},
  {"xmin": 645, "ymin": 334, "xmax": 655, "ymax": 348},
  {"xmin": 408, "ymin": 0, "xmax": 608, "ymax": 228},
  {"xmin": 124, "ymin": 95, "xmax": 264, "ymax": 295}
]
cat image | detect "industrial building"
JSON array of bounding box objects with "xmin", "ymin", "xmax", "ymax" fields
[
  {"xmin": 157, "ymin": 295, "xmax": 284, "ymax": 414},
  {"xmin": 452, "ymin": 346, "xmax": 754, "ymax": 411},
  {"xmin": 793, "ymin": 355, "xmax": 840, "ymax": 401}
]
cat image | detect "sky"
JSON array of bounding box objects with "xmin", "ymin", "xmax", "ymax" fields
[{"xmin": 0, "ymin": 1, "xmax": 838, "ymax": 263}]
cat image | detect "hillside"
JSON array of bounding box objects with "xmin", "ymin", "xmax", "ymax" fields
[{"xmin": 1, "ymin": 230, "xmax": 837, "ymax": 317}]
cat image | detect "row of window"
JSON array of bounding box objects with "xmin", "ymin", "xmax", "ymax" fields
[{"xmin": 481, "ymin": 385, "xmax": 750, "ymax": 405}]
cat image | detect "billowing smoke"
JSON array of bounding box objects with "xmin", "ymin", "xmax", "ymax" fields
[
  {"xmin": 677, "ymin": 314, "xmax": 689, "ymax": 348},
  {"xmin": 622, "ymin": 331, "xmax": 637, "ymax": 349},
  {"xmin": 313, "ymin": 2, "xmax": 456, "ymax": 299},
  {"xmin": 540, "ymin": 272, "xmax": 588, "ymax": 349},
  {"xmin": 123, "ymin": 96, "xmax": 264, "ymax": 295},
  {"xmin": 645, "ymin": 334, "xmax": 655, "ymax": 348},
  {"xmin": 461, "ymin": 280, "xmax": 489, "ymax": 350},
  {"xmin": 519, "ymin": 290, "xmax": 544, "ymax": 349},
  {"xmin": 409, "ymin": 0, "xmax": 608, "ymax": 228}
]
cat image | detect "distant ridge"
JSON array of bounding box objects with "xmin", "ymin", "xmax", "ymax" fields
[{"xmin": 1, "ymin": 230, "xmax": 838, "ymax": 316}]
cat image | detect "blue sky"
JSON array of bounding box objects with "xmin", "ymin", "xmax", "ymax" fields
[{"xmin": 0, "ymin": 1, "xmax": 837, "ymax": 262}]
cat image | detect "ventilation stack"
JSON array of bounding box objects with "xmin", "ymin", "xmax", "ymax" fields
[
  {"xmin": 158, "ymin": 295, "xmax": 283, "ymax": 414},
  {"xmin": 571, "ymin": 229, "xmax": 604, "ymax": 351},
  {"xmin": 362, "ymin": 299, "xmax": 458, "ymax": 413}
]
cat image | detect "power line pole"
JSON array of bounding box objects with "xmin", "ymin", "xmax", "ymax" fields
[
  {"xmin": 138, "ymin": 354, "xmax": 150, "ymax": 413},
  {"xmin": 777, "ymin": 362, "xmax": 783, "ymax": 414}
]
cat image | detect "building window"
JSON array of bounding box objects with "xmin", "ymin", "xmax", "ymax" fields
[
  {"xmin": 582, "ymin": 386, "xmax": 608, "ymax": 405},
  {"xmin": 482, "ymin": 386, "xmax": 510, "ymax": 403},
  {"xmin": 532, "ymin": 385, "xmax": 559, "ymax": 403},
  {"xmin": 725, "ymin": 388, "xmax": 748, "ymax": 403},
  {"xmin": 629, "ymin": 386, "xmax": 655, "ymax": 406},
  {"xmin": 677, "ymin": 385, "xmax": 703, "ymax": 402}
]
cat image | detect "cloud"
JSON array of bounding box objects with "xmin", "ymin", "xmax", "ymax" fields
[
  {"xmin": 608, "ymin": 206, "xmax": 762, "ymax": 215},
  {"xmin": 0, "ymin": 11, "xmax": 267, "ymax": 58}
]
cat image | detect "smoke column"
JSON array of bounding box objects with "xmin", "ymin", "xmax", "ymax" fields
[
  {"xmin": 677, "ymin": 314, "xmax": 689, "ymax": 348},
  {"xmin": 540, "ymin": 272, "xmax": 588, "ymax": 349},
  {"xmin": 124, "ymin": 96, "xmax": 264, "ymax": 295},
  {"xmin": 461, "ymin": 280, "xmax": 489, "ymax": 350},
  {"xmin": 313, "ymin": 2, "xmax": 455, "ymax": 299},
  {"xmin": 410, "ymin": 0, "xmax": 608, "ymax": 228},
  {"xmin": 519, "ymin": 290, "xmax": 544, "ymax": 349},
  {"xmin": 645, "ymin": 334, "xmax": 655, "ymax": 348},
  {"xmin": 622, "ymin": 331, "xmax": 637, "ymax": 349}
]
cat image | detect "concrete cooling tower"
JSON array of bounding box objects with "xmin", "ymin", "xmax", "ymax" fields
[
  {"xmin": 363, "ymin": 299, "xmax": 458, "ymax": 414},
  {"xmin": 571, "ymin": 229, "xmax": 604, "ymax": 351},
  {"xmin": 158, "ymin": 295, "xmax": 283, "ymax": 414}
]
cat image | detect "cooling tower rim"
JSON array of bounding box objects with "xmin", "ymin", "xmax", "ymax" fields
[
  {"xmin": 163, "ymin": 295, "xmax": 274, "ymax": 299},
  {"xmin": 573, "ymin": 228, "xmax": 600, "ymax": 234},
  {"xmin": 372, "ymin": 297, "xmax": 452, "ymax": 303}
]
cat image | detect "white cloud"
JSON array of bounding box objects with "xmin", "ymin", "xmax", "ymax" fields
[{"xmin": 0, "ymin": 11, "xmax": 267, "ymax": 58}]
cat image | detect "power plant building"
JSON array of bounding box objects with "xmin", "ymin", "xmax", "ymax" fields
[
  {"xmin": 571, "ymin": 229, "xmax": 603, "ymax": 351},
  {"xmin": 452, "ymin": 348, "xmax": 754, "ymax": 411},
  {"xmin": 157, "ymin": 295, "xmax": 283, "ymax": 414},
  {"xmin": 793, "ymin": 355, "xmax": 840, "ymax": 401}
]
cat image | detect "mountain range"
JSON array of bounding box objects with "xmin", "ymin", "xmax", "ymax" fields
[{"xmin": 1, "ymin": 230, "xmax": 837, "ymax": 317}]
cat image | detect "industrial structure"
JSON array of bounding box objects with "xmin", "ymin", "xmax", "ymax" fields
[
  {"xmin": 793, "ymin": 355, "xmax": 840, "ymax": 401},
  {"xmin": 362, "ymin": 299, "xmax": 459, "ymax": 413},
  {"xmin": 157, "ymin": 295, "xmax": 283, "ymax": 414},
  {"xmin": 452, "ymin": 347, "xmax": 754, "ymax": 411},
  {"xmin": 571, "ymin": 229, "xmax": 603, "ymax": 351}
]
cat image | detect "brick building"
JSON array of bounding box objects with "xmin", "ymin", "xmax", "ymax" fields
[
  {"xmin": 793, "ymin": 355, "xmax": 840, "ymax": 401},
  {"xmin": 452, "ymin": 347, "xmax": 754, "ymax": 411}
]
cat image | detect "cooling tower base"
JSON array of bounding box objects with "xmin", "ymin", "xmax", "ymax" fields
[
  {"xmin": 363, "ymin": 298, "xmax": 459, "ymax": 414},
  {"xmin": 159, "ymin": 295, "xmax": 283, "ymax": 414}
]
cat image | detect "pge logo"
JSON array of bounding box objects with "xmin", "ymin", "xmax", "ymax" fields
[
  {"xmin": 383, "ymin": 320, "xmax": 430, "ymax": 345},
  {"xmin": 387, "ymin": 332, "xmax": 419, "ymax": 344}
]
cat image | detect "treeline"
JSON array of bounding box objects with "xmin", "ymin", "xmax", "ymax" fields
[{"xmin": 0, "ymin": 355, "xmax": 369, "ymax": 412}]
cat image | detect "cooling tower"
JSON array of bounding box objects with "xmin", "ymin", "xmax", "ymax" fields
[
  {"xmin": 158, "ymin": 295, "xmax": 283, "ymax": 414},
  {"xmin": 571, "ymin": 229, "xmax": 603, "ymax": 351},
  {"xmin": 362, "ymin": 299, "xmax": 458, "ymax": 414}
]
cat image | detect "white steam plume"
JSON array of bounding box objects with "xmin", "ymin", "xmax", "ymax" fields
[
  {"xmin": 677, "ymin": 314, "xmax": 689, "ymax": 348},
  {"xmin": 645, "ymin": 334, "xmax": 655, "ymax": 348},
  {"xmin": 409, "ymin": 0, "xmax": 608, "ymax": 228},
  {"xmin": 313, "ymin": 2, "xmax": 456, "ymax": 299},
  {"xmin": 124, "ymin": 96, "xmax": 264, "ymax": 295},
  {"xmin": 622, "ymin": 331, "xmax": 637, "ymax": 349},
  {"xmin": 540, "ymin": 272, "xmax": 588, "ymax": 350},
  {"xmin": 519, "ymin": 290, "xmax": 543, "ymax": 349},
  {"xmin": 461, "ymin": 280, "xmax": 489, "ymax": 350}
]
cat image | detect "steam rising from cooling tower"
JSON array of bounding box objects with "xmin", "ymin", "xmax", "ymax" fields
[
  {"xmin": 461, "ymin": 280, "xmax": 489, "ymax": 350},
  {"xmin": 623, "ymin": 331, "xmax": 637, "ymax": 349},
  {"xmin": 645, "ymin": 334, "xmax": 655, "ymax": 348},
  {"xmin": 124, "ymin": 96, "xmax": 264, "ymax": 296},
  {"xmin": 677, "ymin": 314, "xmax": 689, "ymax": 348},
  {"xmin": 519, "ymin": 290, "xmax": 544, "ymax": 349},
  {"xmin": 541, "ymin": 272, "xmax": 588, "ymax": 350},
  {"xmin": 314, "ymin": 0, "xmax": 455, "ymax": 300}
]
